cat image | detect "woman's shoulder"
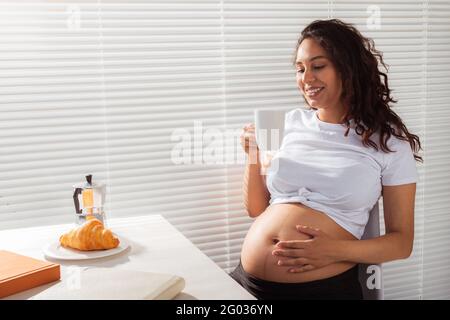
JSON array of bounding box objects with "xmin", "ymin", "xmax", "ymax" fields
[
  {"xmin": 366, "ymin": 125, "xmax": 409, "ymax": 148},
  {"xmin": 379, "ymin": 132, "xmax": 418, "ymax": 185},
  {"xmin": 375, "ymin": 132, "xmax": 415, "ymax": 169},
  {"xmin": 285, "ymin": 107, "xmax": 314, "ymax": 117},
  {"xmin": 382, "ymin": 130, "xmax": 412, "ymax": 152},
  {"xmin": 285, "ymin": 107, "xmax": 315, "ymax": 123},
  {"xmin": 284, "ymin": 107, "xmax": 316, "ymax": 132}
]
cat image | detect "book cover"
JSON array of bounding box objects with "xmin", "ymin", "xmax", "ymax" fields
[
  {"xmin": 0, "ymin": 250, "xmax": 61, "ymax": 298},
  {"xmin": 27, "ymin": 267, "xmax": 185, "ymax": 300}
]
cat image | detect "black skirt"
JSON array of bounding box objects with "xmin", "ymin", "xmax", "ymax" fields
[{"xmin": 229, "ymin": 260, "xmax": 363, "ymax": 300}]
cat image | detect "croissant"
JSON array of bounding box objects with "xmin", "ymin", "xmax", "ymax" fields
[{"xmin": 59, "ymin": 219, "xmax": 120, "ymax": 251}]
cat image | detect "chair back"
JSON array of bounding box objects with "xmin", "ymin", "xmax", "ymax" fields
[{"xmin": 358, "ymin": 201, "xmax": 384, "ymax": 300}]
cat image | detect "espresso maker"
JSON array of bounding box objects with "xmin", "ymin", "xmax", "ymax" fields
[{"xmin": 73, "ymin": 174, "xmax": 106, "ymax": 225}]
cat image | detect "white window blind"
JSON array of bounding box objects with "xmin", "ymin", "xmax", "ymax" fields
[
  {"xmin": 0, "ymin": 2, "xmax": 111, "ymax": 228},
  {"xmin": 1, "ymin": 0, "xmax": 449, "ymax": 299},
  {"xmin": 423, "ymin": 0, "xmax": 450, "ymax": 300}
]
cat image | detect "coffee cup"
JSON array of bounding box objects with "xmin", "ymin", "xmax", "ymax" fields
[{"xmin": 254, "ymin": 109, "xmax": 286, "ymax": 152}]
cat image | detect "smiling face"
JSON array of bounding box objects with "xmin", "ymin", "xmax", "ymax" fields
[{"xmin": 295, "ymin": 38, "xmax": 345, "ymax": 112}]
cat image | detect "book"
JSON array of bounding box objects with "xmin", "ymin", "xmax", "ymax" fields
[
  {"xmin": 26, "ymin": 267, "xmax": 185, "ymax": 300},
  {"xmin": 0, "ymin": 250, "xmax": 61, "ymax": 298}
]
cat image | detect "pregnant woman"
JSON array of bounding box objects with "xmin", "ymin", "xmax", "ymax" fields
[{"xmin": 230, "ymin": 19, "xmax": 422, "ymax": 300}]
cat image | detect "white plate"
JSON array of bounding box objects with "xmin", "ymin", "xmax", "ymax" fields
[{"xmin": 43, "ymin": 235, "xmax": 130, "ymax": 261}]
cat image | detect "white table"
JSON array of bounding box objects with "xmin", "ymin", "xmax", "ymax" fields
[{"xmin": 0, "ymin": 215, "xmax": 254, "ymax": 300}]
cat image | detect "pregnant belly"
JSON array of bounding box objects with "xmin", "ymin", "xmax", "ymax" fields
[{"xmin": 241, "ymin": 202, "xmax": 357, "ymax": 283}]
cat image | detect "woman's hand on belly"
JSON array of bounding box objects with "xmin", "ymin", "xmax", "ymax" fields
[
  {"xmin": 241, "ymin": 203, "xmax": 357, "ymax": 282},
  {"xmin": 273, "ymin": 224, "xmax": 340, "ymax": 273}
]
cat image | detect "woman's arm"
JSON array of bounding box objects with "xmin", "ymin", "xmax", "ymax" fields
[
  {"xmin": 333, "ymin": 183, "xmax": 416, "ymax": 264},
  {"xmin": 243, "ymin": 154, "xmax": 270, "ymax": 218},
  {"xmin": 240, "ymin": 123, "xmax": 270, "ymax": 218},
  {"xmin": 273, "ymin": 183, "xmax": 416, "ymax": 271}
]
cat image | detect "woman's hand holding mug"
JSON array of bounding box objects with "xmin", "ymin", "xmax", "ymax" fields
[
  {"xmin": 240, "ymin": 123, "xmax": 275, "ymax": 175},
  {"xmin": 240, "ymin": 123, "xmax": 259, "ymax": 164}
]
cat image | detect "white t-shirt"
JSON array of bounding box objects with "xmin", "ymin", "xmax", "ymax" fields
[{"xmin": 266, "ymin": 108, "xmax": 418, "ymax": 239}]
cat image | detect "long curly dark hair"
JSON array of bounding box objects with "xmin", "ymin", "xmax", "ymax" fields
[{"xmin": 295, "ymin": 19, "xmax": 422, "ymax": 162}]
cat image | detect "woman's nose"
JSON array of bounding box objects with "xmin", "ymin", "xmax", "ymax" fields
[{"xmin": 302, "ymin": 69, "xmax": 316, "ymax": 84}]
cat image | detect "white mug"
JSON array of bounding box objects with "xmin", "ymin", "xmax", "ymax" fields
[{"xmin": 254, "ymin": 109, "xmax": 286, "ymax": 152}]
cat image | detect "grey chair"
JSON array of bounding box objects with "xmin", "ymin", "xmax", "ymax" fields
[{"xmin": 358, "ymin": 200, "xmax": 384, "ymax": 300}]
